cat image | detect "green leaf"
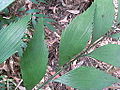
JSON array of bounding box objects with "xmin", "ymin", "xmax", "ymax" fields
[
  {"xmin": 44, "ymin": 23, "xmax": 56, "ymax": 31},
  {"xmin": 0, "ymin": 15, "xmax": 4, "ymax": 21},
  {"xmin": 118, "ymin": 0, "xmax": 120, "ymax": 24},
  {"xmin": 30, "ymin": 0, "xmax": 39, "ymax": 4},
  {"xmin": 2, "ymin": 8, "xmax": 9, "ymax": 15},
  {"xmin": 26, "ymin": 9, "xmax": 40, "ymax": 14},
  {"xmin": 34, "ymin": 14, "xmax": 49, "ymax": 17},
  {"xmin": 18, "ymin": 7, "xmax": 26, "ymax": 12},
  {"xmin": 111, "ymin": 33, "xmax": 120, "ymax": 40},
  {"xmin": 20, "ymin": 18, "xmax": 48, "ymax": 89},
  {"xmin": 0, "ymin": 0, "xmax": 15, "ymax": 11},
  {"xmin": 87, "ymin": 44, "xmax": 120, "ymax": 67},
  {"xmin": 16, "ymin": 40, "xmax": 27, "ymax": 57},
  {"xmin": 54, "ymin": 67, "xmax": 119, "ymax": 90},
  {"xmin": 0, "ymin": 15, "xmax": 31, "ymax": 64},
  {"xmin": 44, "ymin": 18, "xmax": 56, "ymax": 22},
  {"xmin": 92, "ymin": 0, "xmax": 114, "ymax": 43},
  {"xmin": 59, "ymin": 3, "xmax": 95, "ymax": 65},
  {"xmin": 38, "ymin": 0, "xmax": 47, "ymax": 4}
]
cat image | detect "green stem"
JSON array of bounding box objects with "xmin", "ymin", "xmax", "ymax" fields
[
  {"xmin": 37, "ymin": 52, "xmax": 84, "ymax": 89},
  {"xmin": 36, "ymin": 35, "xmax": 107, "ymax": 89},
  {"xmin": 37, "ymin": 68, "xmax": 63, "ymax": 89}
]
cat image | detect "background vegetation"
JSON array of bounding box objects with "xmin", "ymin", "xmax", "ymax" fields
[{"xmin": 0, "ymin": 0, "xmax": 120, "ymax": 90}]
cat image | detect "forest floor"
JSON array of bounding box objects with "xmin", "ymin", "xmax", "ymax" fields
[{"xmin": 0, "ymin": 0, "xmax": 120, "ymax": 90}]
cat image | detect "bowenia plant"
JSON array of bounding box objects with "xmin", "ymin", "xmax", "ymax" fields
[{"xmin": 1, "ymin": 0, "xmax": 120, "ymax": 90}]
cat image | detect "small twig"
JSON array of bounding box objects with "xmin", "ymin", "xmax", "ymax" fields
[
  {"xmin": 7, "ymin": 80, "xmax": 9, "ymax": 90},
  {"xmin": 15, "ymin": 79, "xmax": 23, "ymax": 90},
  {"xmin": 36, "ymin": 68, "xmax": 63, "ymax": 89},
  {"xmin": 107, "ymin": 86, "xmax": 120, "ymax": 89}
]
